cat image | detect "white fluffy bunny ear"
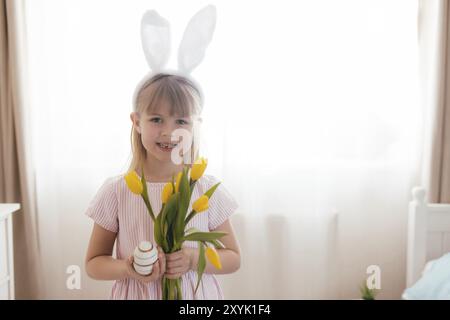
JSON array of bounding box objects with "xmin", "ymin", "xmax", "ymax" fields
[
  {"xmin": 141, "ymin": 10, "xmax": 171, "ymax": 72},
  {"xmin": 178, "ymin": 5, "xmax": 217, "ymax": 74}
]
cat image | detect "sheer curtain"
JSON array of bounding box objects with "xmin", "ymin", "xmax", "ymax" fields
[
  {"xmin": 24, "ymin": 0, "xmax": 420, "ymax": 299},
  {"xmin": 418, "ymin": 0, "xmax": 450, "ymax": 203},
  {"xmin": 212, "ymin": 1, "xmax": 421, "ymax": 299},
  {"xmin": 0, "ymin": 0, "xmax": 43, "ymax": 299}
]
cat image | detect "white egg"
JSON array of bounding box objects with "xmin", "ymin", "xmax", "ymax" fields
[
  {"xmin": 133, "ymin": 262, "xmax": 153, "ymax": 275},
  {"xmin": 133, "ymin": 241, "xmax": 159, "ymax": 275},
  {"xmin": 134, "ymin": 250, "xmax": 158, "ymax": 265}
]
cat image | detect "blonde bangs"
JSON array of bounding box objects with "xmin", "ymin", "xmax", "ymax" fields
[{"xmin": 136, "ymin": 74, "xmax": 201, "ymax": 118}]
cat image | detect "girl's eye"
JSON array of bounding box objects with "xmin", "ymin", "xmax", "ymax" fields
[
  {"xmin": 150, "ymin": 118, "xmax": 162, "ymax": 123},
  {"xmin": 176, "ymin": 119, "xmax": 189, "ymax": 125}
]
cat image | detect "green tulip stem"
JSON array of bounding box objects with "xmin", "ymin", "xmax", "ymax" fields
[{"xmin": 184, "ymin": 209, "xmax": 196, "ymax": 225}]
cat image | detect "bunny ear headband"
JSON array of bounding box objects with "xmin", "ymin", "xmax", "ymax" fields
[{"xmin": 132, "ymin": 4, "xmax": 217, "ymax": 112}]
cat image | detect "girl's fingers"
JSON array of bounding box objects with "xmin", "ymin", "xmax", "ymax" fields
[
  {"xmin": 152, "ymin": 261, "xmax": 160, "ymax": 275},
  {"xmin": 165, "ymin": 273, "xmax": 181, "ymax": 280},
  {"xmin": 130, "ymin": 246, "xmax": 179, "ymax": 284},
  {"xmin": 126, "ymin": 254, "xmax": 164, "ymax": 284},
  {"xmin": 166, "ymin": 261, "xmax": 179, "ymax": 269},
  {"xmin": 167, "ymin": 258, "xmax": 189, "ymax": 270},
  {"xmin": 138, "ymin": 263, "xmax": 158, "ymax": 283},
  {"xmin": 159, "ymin": 256, "xmax": 166, "ymax": 274},
  {"xmin": 124, "ymin": 257, "xmax": 133, "ymax": 277},
  {"xmin": 166, "ymin": 252, "xmax": 182, "ymax": 261},
  {"xmin": 167, "ymin": 266, "xmax": 185, "ymax": 275}
]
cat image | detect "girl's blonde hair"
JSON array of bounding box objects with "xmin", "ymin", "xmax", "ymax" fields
[{"xmin": 128, "ymin": 73, "xmax": 203, "ymax": 173}]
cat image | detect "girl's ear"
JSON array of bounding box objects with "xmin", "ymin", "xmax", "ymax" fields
[
  {"xmin": 130, "ymin": 112, "xmax": 141, "ymax": 134},
  {"xmin": 177, "ymin": 5, "xmax": 217, "ymax": 74}
]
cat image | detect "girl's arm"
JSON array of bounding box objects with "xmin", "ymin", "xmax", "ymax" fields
[
  {"xmin": 85, "ymin": 223, "xmax": 128, "ymax": 280},
  {"xmin": 190, "ymin": 218, "xmax": 241, "ymax": 275},
  {"xmin": 85, "ymin": 223, "xmax": 166, "ymax": 282}
]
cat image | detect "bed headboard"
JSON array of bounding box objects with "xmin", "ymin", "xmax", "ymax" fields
[{"xmin": 406, "ymin": 187, "xmax": 450, "ymax": 287}]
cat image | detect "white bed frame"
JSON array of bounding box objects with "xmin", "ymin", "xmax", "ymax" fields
[
  {"xmin": 407, "ymin": 187, "xmax": 450, "ymax": 287},
  {"xmin": 0, "ymin": 203, "xmax": 20, "ymax": 300}
]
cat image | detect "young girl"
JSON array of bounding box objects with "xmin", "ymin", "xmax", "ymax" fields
[{"xmin": 84, "ymin": 73, "xmax": 241, "ymax": 299}]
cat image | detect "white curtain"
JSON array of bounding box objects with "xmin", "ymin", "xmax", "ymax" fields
[
  {"xmin": 24, "ymin": 0, "xmax": 420, "ymax": 299},
  {"xmin": 417, "ymin": 0, "xmax": 450, "ymax": 202}
]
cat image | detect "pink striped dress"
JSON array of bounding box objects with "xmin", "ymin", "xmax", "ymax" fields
[{"xmin": 85, "ymin": 173, "xmax": 238, "ymax": 300}]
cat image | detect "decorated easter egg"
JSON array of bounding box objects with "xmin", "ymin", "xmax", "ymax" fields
[{"xmin": 133, "ymin": 241, "xmax": 159, "ymax": 275}]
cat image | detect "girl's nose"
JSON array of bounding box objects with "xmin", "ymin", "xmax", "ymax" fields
[{"xmin": 161, "ymin": 123, "xmax": 176, "ymax": 138}]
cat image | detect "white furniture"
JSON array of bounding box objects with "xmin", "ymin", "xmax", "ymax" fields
[
  {"xmin": 0, "ymin": 203, "xmax": 20, "ymax": 300},
  {"xmin": 406, "ymin": 187, "xmax": 450, "ymax": 287}
]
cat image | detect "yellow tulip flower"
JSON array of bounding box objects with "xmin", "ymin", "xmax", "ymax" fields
[
  {"xmin": 162, "ymin": 182, "xmax": 174, "ymax": 204},
  {"xmin": 175, "ymin": 171, "xmax": 182, "ymax": 193},
  {"xmin": 190, "ymin": 157, "xmax": 208, "ymax": 181},
  {"xmin": 192, "ymin": 195, "xmax": 209, "ymax": 213},
  {"xmin": 206, "ymin": 247, "xmax": 222, "ymax": 270},
  {"xmin": 124, "ymin": 171, "xmax": 143, "ymax": 195}
]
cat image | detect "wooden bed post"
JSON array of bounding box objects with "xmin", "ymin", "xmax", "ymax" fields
[{"xmin": 406, "ymin": 187, "xmax": 427, "ymax": 288}]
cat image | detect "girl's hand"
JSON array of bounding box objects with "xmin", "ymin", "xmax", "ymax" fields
[
  {"xmin": 165, "ymin": 247, "xmax": 195, "ymax": 279},
  {"xmin": 124, "ymin": 246, "xmax": 166, "ymax": 284}
]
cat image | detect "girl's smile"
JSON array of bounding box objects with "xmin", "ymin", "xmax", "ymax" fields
[{"xmin": 156, "ymin": 141, "xmax": 179, "ymax": 152}]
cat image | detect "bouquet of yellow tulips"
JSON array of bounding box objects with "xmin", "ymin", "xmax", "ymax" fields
[{"xmin": 124, "ymin": 157, "xmax": 227, "ymax": 300}]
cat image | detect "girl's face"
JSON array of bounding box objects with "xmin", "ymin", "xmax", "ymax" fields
[{"xmin": 132, "ymin": 102, "xmax": 194, "ymax": 164}]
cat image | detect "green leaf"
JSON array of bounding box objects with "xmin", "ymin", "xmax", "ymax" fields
[
  {"xmin": 167, "ymin": 225, "xmax": 174, "ymax": 250},
  {"xmin": 184, "ymin": 209, "xmax": 196, "ymax": 225},
  {"xmin": 174, "ymin": 168, "xmax": 191, "ymax": 243},
  {"xmin": 181, "ymin": 167, "xmax": 190, "ymax": 197},
  {"xmin": 204, "ymin": 182, "xmax": 221, "ymax": 199},
  {"xmin": 163, "ymin": 221, "xmax": 168, "ymax": 238},
  {"xmin": 140, "ymin": 164, "xmax": 155, "ymax": 221},
  {"xmin": 182, "ymin": 231, "xmax": 228, "ymax": 242},
  {"xmin": 168, "ymin": 279, "xmax": 175, "ymax": 300},
  {"xmin": 164, "ymin": 193, "xmax": 179, "ymax": 227},
  {"xmin": 161, "ymin": 223, "xmax": 169, "ymax": 252},
  {"xmin": 176, "ymin": 278, "xmax": 182, "ymax": 300},
  {"xmin": 359, "ymin": 282, "xmax": 378, "ymax": 300},
  {"xmin": 160, "ymin": 193, "xmax": 178, "ymax": 251},
  {"xmin": 158, "ymin": 204, "xmax": 165, "ymax": 234},
  {"xmin": 188, "ymin": 175, "xmax": 196, "ymax": 200},
  {"xmin": 207, "ymin": 239, "xmax": 225, "ymax": 249},
  {"xmin": 157, "ymin": 203, "xmax": 170, "ymax": 252},
  {"xmin": 180, "ymin": 168, "xmax": 191, "ymax": 213},
  {"xmin": 185, "ymin": 227, "xmax": 200, "ymax": 235},
  {"xmin": 154, "ymin": 210, "xmax": 163, "ymax": 248},
  {"xmin": 194, "ymin": 241, "xmax": 206, "ymax": 294}
]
